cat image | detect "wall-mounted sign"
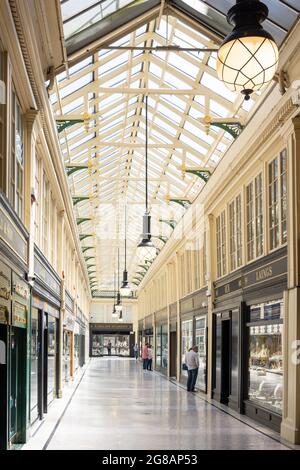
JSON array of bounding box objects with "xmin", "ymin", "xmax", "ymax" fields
[
  {"xmin": 214, "ymin": 255, "xmax": 287, "ymax": 299},
  {"xmin": 90, "ymin": 322, "xmax": 133, "ymax": 331},
  {"xmin": 0, "ymin": 305, "xmax": 9, "ymax": 324},
  {"xmin": 0, "ymin": 205, "xmax": 27, "ymax": 263},
  {"xmin": 0, "ymin": 260, "xmax": 11, "ymax": 324},
  {"xmin": 12, "ymin": 301, "xmax": 27, "ymax": 328},
  {"xmin": 63, "ymin": 311, "xmax": 75, "ymax": 331},
  {"xmin": 34, "ymin": 250, "xmax": 61, "ymax": 298},
  {"xmin": 0, "ymin": 340, "xmax": 6, "ymax": 364},
  {"xmin": 12, "ymin": 273, "xmax": 30, "ymax": 302}
]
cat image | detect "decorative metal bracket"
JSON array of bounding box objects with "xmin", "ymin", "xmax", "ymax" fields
[
  {"xmin": 79, "ymin": 234, "xmax": 93, "ymax": 241},
  {"xmin": 67, "ymin": 166, "xmax": 88, "ymax": 177},
  {"xmin": 77, "ymin": 217, "xmax": 92, "ymax": 226},
  {"xmin": 84, "ymin": 256, "xmax": 95, "ymax": 262},
  {"xmin": 166, "ymin": 196, "xmax": 191, "ymax": 209},
  {"xmin": 57, "ymin": 119, "xmax": 83, "ymax": 133},
  {"xmin": 200, "ymin": 115, "xmax": 244, "ymax": 139},
  {"xmin": 72, "ymin": 196, "xmax": 90, "ymax": 206},
  {"xmin": 159, "ymin": 218, "xmax": 177, "ymax": 229},
  {"xmin": 82, "ymin": 246, "xmax": 94, "ymax": 253}
]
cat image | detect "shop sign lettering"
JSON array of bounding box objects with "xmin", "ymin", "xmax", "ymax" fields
[
  {"xmin": 0, "ymin": 206, "xmax": 27, "ymax": 263},
  {"xmin": 0, "ymin": 340, "xmax": 5, "ymax": 364},
  {"xmin": 0, "ymin": 305, "xmax": 8, "ymax": 324},
  {"xmin": 13, "ymin": 302, "xmax": 27, "ymax": 328},
  {"xmin": 13, "ymin": 282, "xmax": 30, "ymax": 300},
  {"xmin": 0, "ymin": 270, "xmax": 10, "ymax": 301},
  {"xmin": 255, "ymin": 266, "xmax": 273, "ymax": 281}
]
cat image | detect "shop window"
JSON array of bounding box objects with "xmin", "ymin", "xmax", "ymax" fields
[
  {"xmin": 48, "ymin": 315, "xmax": 57, "ymax": 399},
  {"xmin": 30, "ymin": 308, "xmax": 39, "ymax": 423},
  {"xmin": 161, "ymin": 324, "xmax": 168, "ymax": 370},
  {"xmin": 181, "ymin": 319, "xmax": 193, "ymax": 377},
  {"xmin": 268, "ymin": 150, "xmax": 287, "ymax": 251},
  {"xmin": 42, "ymin": 173, "xmax": 49, "ymax": 256},
  {"xmin": 156, "ymin": 326, "xmax": 162, "ymax": 367},
  {"xmin": 0, "ymin": 47, "xmax": 6, "ymax": 193},
  {"xmin": 247, "ymin": 173, "xmax": 263, "ymax": 262},
  {"xmin": 248, "ymin": 300, "xmax": 283, "ymax": 415},
  {"xmin": 34, "ymin": 155, "xmax": 40, "ymax": 244},
  {"xmin": 195, "ymin": 315, "xmax": 206, "ymax": 391},
  {"xmin": 11, "ymin": 90, "xmax": 24, "ymax": 219},
  {"xmin": 229, "ymin": 194, "xmax": 242, "ymax": 271},
  {"xmin": 216, "ymin": 210, "xmax": 226, "ymax": 278}
]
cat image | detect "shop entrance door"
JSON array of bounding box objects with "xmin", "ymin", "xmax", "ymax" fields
[
  {"xmin": 9, "ymin": 327, "xmax": 26, "ymax": 444},
  {"xmin": 221, "ymin": 320, "xmax": 231, "ymax": 404},
  {"xmin": 170, "ymin": 331, "xmax": 177, "ymax": 378},
  {"xmin": 0, "ymin": 324, "xmax": 8, "ymax": 449}
]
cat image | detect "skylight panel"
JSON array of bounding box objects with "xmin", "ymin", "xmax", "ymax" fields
[
  {"xmin": 164, "ymin": 71, "xmax": 191, "ymax": 89},
  {"xmin": 99, "ymin": 52, "xmax": 129, "ymax": 74},
  {"xmin": 180, "ymin": 134, "xmax": 207, "ymax": 156},
  {"xmin": 161, "ymin": 95, "xmax": 186, "ymax": 111},
  {"xmin": 209, "ymin": 100, "xmax": 229, "ymax": 118},
  {"xmin": 156, "ymin": 102, "xmax": 181, "ymax": 124},
  {"xmin": 154, "ymin": 116, "xmax": 177, "ymax": 137},
  {"xmin": 149, "ymin": 63, "xmax": 162, "ymax": 79},
  {"xmin": 184, "ymin": 121, "xmax": 214, "ymax": 145},
  {"xmin": 60, "ymin": 73, "xmax": 93, "ymax": 99},
  {"xmin": 201, "ymin": 72, "xmax": 236, "ymax": 103},
  {"xmin": 168, "ymin": 53, "xmax": 199, "ymax": 79},
  {"xmin": 69, "ymin": 134, "xmax": 95, "ymax": 152}
]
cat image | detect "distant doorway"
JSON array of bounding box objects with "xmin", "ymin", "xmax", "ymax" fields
[
  {"xmin": 170, "ymin": 330, "xmax": 177, "ymax": 378},
  {"xmin": 221, "ymin": 320, "xmax": 231, "ymax": 404}
]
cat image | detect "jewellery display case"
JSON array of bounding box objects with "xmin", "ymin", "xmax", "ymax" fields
[
  {"xmin": 248, "ymin": 301, "xmax": 283, "ymax": 414},
  {"xmin": 195, "ymin": 315, "xmax": 207, "ymax": 391}
]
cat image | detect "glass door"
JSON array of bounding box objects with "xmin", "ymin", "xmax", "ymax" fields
[
  {"xmin": 9, "ymin": 328, "xmax": 18, "ymax": 440},
  {"xmin": 195, "ymin": 315, "xmax": 207, "ymax": 391},
  {"xmin": 181, "ymin": 319, "xmax": 193, "ymax": 378}
]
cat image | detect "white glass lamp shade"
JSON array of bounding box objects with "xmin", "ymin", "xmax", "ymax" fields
[
  {"xmin": 120, "ymin": 285, "xmax": 131, "ymax": 297},
  {"xmin": 137, "ymin": 243, "xmax": 156, "ymax": 262},
  {"xmin": 217, "ymin": 36, "xmax": 278, "ymax": 98}
]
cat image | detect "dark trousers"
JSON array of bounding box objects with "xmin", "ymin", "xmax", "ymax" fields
[
  {"xmin": 108, "ymin": 349, "xmax": 111, "ymax": 356},
  {"xmin": 143, "ymin": 358, "xmax": 148, "ymax": 369},
  {"xmin": 187, "ymin": 368, "xmax": 198, "ymax": 391},
  {"xmin": 147, "ymin": 358, "xmax": 152, "ymax": 370}
]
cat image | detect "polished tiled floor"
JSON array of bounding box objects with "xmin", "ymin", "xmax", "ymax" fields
[{"xmin": 25, "ymin": 357, "xmax": 288, "ymax": 450}]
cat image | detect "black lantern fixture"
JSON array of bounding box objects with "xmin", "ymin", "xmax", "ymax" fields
[
  {"xmin": 217, "ymin": 0, "xmax": 278, "ymax": 101},
  {"xmin": 112, "ymin": 263, "xmax": 118, "ymax": 318},
  {"xmin": 115, "ymin": 247, "xmax": 122, "ymax": 313},
  {"xmin": 120, "ymin": 205, "xmax": 131, "ymax": 297},
  {"xmin": 137, "ymin": 95, "xmax": 156, "ymax": 261}
]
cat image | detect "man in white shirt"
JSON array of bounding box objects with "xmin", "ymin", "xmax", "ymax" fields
[{"xmin": 185, "ymin": 346, "xmax": 199, "ymax": 392}]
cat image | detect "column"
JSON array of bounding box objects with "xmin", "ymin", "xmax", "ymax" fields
[
  {"xmin": 175, "ymin": 252, "xmax": 181, "ymax": 381},
  {"xmin": 281, "ymin": 116, "xmax": 300, "ymax": 444},
  {"xmin": 166, "ymin": 264, "xmax": 171, "ymax": 377},
  {"xmin": 206, "ymin": 214, "xmax": 216, "ymax": 398},
  {"xmin": 57, "ymin": 210, "xmax": 65, "ymax": 398}
]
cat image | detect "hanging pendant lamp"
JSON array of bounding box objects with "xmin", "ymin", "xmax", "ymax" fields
[
  {"xmin": 112, "ymin": 262, "xmax": 118, "ymax": 318},
  {"xmin": 115, "ymin": 247, "xmax": 122, "ymax": 312},
  {"xmin": 120, "ymin": 205, "xmax": 132, "ymax": 297},
  {"xmin": 137, "ymin": 95, "xmax": 156, "ymax": 261},
  {"xmin": 216, "ymin": 0, "xmax": 278, "ymax": 101}
]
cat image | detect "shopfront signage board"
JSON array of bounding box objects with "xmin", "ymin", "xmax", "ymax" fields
[{"xmin": 0, "ymin": 205, "xmax": 27, "ymax": 263}]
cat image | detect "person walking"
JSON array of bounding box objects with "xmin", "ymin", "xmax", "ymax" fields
[
  {"xmin": 107, "ymin": 341, "xmax": 112, "ymax": 356},
  {"xmin": 133, "ymin": 343, "xmax": 139, "ymax": 360},
  {"xmin": 142, "ymin": 343, "xmax": 148, "ymax": 370},
  {"xmin": 185, "ymin": 346, "xmax": 199, "ymax": 392},
  {"xmin": 147, "ymin": 345, "xmax": 153, "ymax": 371}
]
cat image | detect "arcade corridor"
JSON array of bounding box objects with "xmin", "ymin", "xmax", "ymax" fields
[{"xmin": 23, "ymin": 358, "xmax": 289, "ymax": 450}]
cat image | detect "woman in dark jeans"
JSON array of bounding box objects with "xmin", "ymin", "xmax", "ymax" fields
[{"xmin": 147, "ymin": 345, "xmax": 153, "ymax": 370}]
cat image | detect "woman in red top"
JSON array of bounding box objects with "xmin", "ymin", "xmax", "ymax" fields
[{"xmin": 142, "ymin": 343, "xmax": 148, "ymax": 370}]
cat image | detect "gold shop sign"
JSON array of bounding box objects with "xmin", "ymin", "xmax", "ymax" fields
[
  {"xmin": 13, "ymin": 302, "xmax": 27, "ymax": 328},
  {"xmin": 0, "ymin": 205, "xmax": 27, "ymax": 263},
  {"xmin": 0, "ymin": 305, "xmax": 9, "ymax": 324}
]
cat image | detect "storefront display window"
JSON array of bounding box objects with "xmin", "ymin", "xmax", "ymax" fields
[
  {"xmin": 181, "ymin": 319, "xmax": 193, "ymax": 377},
  {"xmin": 48, "ymin": 315, "xmax": 56, "ymax": 398},
  {"xmin": 92, "ymin": 334, "xmax": 130, "ymax": 356},
  {"xmin": 74, "ymin": 334, "xmax": 79, "ymax": 370},
  {"xmin": 195, "ymin": 316, "xmax": 206, "ymax": 391},
  {"xmin": 63, "ymin": 330, "xmax": 71, "ymax": 382},
  {"xmin": 161, "ymin": 324, "xmax": 168, "ymax": 370},
  {"xmin": 156, "ymin": 327, "xmax": 162, "ymax": 367},
  {"xmin": 248, "ymin": 300, "xmax": 283, "ymax": 414},
  {"xmin": 30, "ymin": 308, "xmax": 39, "ymax": 422}
]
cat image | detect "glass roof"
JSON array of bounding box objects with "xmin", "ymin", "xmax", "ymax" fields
[{"xmin": 52, "ymin": 4, "xmax": 299, "ymax": 293}]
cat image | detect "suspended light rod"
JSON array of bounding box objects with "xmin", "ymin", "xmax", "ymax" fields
[{"xmin": 99, "ymin": 46, "xmax": 218, "ymax": 52}]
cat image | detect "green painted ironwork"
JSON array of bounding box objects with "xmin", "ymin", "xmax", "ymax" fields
[
  {"xmin": 211, "ymin": 122, "xmax": 244, "ymax": 139},
  {"xmin": 185, "ymin": 169, "xmax": 211, "ymax": 182},
  {"xmin": 170, "ymin": 198, "xmax": 191, "ymax": 209},
  {"xmin": 87, "ymin": 264, "xmax": 96, "ymax": 270},
  {"xmin": 72, "ymin": 196, "xmax": 90, "ymax": 206},
  {"xmin": 82, "ymin": 246, "xmax": 94, "ymax": 253},
  {"xmin": 77, "ymin": 217, "xmax": 92, "ymax": 226},
  {"xmin": 67, "ymin": 166, "xmax": 88, "ymax": 177},
  {"xmin": 159, "ymin": 218, "xmax": 177, "ymax": 229},
  {"xmin": 157, "ymin": 235, "xmax": 168, "ymax": 244},
  {"xmin": 79, "ymin": 234, "xmax": 93, "ymax": 241},
  {"xmin": 84, "ymin": 256, "xmax": 95, "ymax": 262},
  {"xmin": 57, "ymin": 119, "xmax": 83, "ymax": 133},
  {"xmin": 138, "ymin": 264, "xmax": 150, "ymax": 271}
]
